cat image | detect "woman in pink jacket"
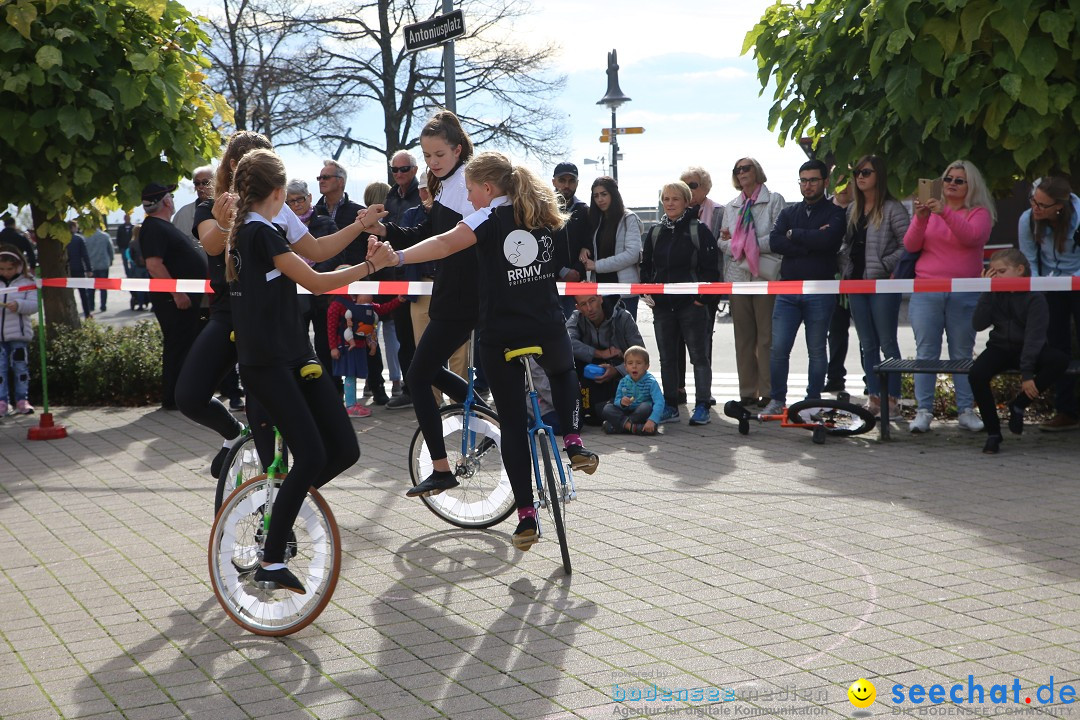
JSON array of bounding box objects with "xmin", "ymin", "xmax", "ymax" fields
[{"xmin": 903, "ymin": 159, "xmax": 995, "ymax": 433}]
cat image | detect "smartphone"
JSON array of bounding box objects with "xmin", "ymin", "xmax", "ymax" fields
[{"xmin": 918, "ymin": 178, "xmax": 943, "ymax": 204}]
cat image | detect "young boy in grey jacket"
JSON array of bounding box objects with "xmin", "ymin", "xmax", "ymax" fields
[
  {"xmin": 970, "ymin": 249, "xmax": 1070, "ymax": 454},
  {"xmin": 602, "ymin": 346, "xmax": 666, "ymax": 435}
]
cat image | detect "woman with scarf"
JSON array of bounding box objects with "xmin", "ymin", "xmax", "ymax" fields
[
  {"xmin": 719, "ymin": 157, "xmax": 786, "ymax": 408},
  {"xmin": 839, "ymin": 155, "xmax": 909, "ymax": 418},
  {"xmin": 579, "ymin": 176, "xmax": 644, "ymax": 318},
  {"xmin": 640, "ymin": 181, "xmax": 720, "ymax": 426}
]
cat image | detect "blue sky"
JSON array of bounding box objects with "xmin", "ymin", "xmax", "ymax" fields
[{"xmin": 156, "ymin": 1, "xmax": 811, "ymax": 218}]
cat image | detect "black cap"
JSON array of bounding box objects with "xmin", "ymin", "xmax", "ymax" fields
[
  {"xmin": 141, "ymin": 182, "xmax": 176, "ymax": 204},
  {"xmin": 553, "ymin": 162, "xmax": 578, "ymax": 179}
]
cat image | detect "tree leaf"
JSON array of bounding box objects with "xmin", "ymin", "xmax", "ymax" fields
[
  {"xmin": 128, "ymin": 52, "xmax": 159, "ymax": 72},
  {"xmin": 87, "ymin": 88, "xmax": 114, "ymax": 110},
  {"xmin": 129, "ymin": 0, "xmax": 168, "ymax": 22},
  {"xmin": 35, "ymin": 45, "xmax": 62, "ymax": 70},
  {"xmin": 922, "ymin": 16, "xmax": 959, "ymax": 56},
  {"xmin": 1019, "ymin": 35, "xmax": 1057, "ymax": 78},
  {"xmin": 989, "ymin": 5, "xmax": 1029, "ymax": 58},
  {"xmin": 1000, "ymin": 72, "xmax": 1023, "ymax": 100},
  {"xmin": 56, "ymin": 106, "xmax": 94, "ymax": 140},
  {"xmin": 5, "ymin": 1, "xmax": 36, "ymax": 40},
  {"xmin": 1018, "ymin": 77, "xmax": 1049, "ymax": 114},
  {"xmin": 1039, "ymin": 11, "xmax": 1072, "ymax": 49},
  {"xmin": 0, "ymin": 29, "xmax": 25, "ymax": 52},
  {"xmin": 959, "ymin": 0, "xmax": 1000, "ymax": 51}
]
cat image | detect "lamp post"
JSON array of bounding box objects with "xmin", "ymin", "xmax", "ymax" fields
[{"xmin": 597, "ymin": 49, "xmax": 630, "ymax": 184}]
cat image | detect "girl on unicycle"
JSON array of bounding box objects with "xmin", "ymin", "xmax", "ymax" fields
[
  {"xmin": 370, "ymin": 151, "xmax": 600, "ymax": 551},
  {"xmin": 226, "ymin": 149, "xmax": 396, "ymax": 592}
]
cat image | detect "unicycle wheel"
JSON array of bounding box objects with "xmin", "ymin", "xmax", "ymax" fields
[{"xmin": 208, "ymin": 477, "xmax": 340, "ymax": 636}]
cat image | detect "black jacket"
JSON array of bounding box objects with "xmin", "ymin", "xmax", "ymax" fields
[
  {"xmin": 554, "ymin": 197, "xmax": 588, "ymax": 279},
  {"xmin": 640, "ymin": 213, "xmax": 719, "ymax": 309},
  {"xmin": 114, "ymin": 223, "xmax": 134, "ymax": 252},
  {"xmin": 973, "ymin": 291, "xmax": 1050, "ymax": 380},
  {"xmin": 769, "ymin": 199, "xmax": 846, "ymax": 281}
]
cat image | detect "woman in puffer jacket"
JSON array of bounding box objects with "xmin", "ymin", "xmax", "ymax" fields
[{"xmin": 0, "ymin": 244, "xmax": 37, "ymax": 416}]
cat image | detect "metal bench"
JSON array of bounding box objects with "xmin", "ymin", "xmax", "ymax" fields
[{"xmin": 874, "ymin": 358, "xmax": 1080, "ymax": 440}]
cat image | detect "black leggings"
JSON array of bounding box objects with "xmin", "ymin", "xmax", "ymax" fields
[
  {"xmin": 407, "ymin": 317, "xmax": 487, "ymax": 461},
  {"xmin": 239, "ymin": 363, "xmax": 360, "ymax": 563},
  {"xmin": 478, "ymin": 330, "xmax": 581, "ymax": 510},
  {"xmin": 175, "ymin": 314, "xmax": 274, "ymax": 467}
]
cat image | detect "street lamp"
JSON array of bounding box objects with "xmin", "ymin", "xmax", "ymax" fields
[{"xmin": 597, "ymin": 49, "xmax": 631, "ymax": 184}]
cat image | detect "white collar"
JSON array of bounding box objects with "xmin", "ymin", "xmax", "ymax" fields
[
  {"xmin": 487, "ymin": 195, "xmax": 510, "ymax": 209},
  {"xmin": 244, "ymin": 212, "xmax": 276, "ymax": 227}
]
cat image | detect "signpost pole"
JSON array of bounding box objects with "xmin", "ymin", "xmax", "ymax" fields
[
  {"xmin": 610, "ymin": 109, "xmax": 618, "ymax": 184},
  {"xmin": 443, "ymin": 0, "xmax": 456, "ymax": 112}
]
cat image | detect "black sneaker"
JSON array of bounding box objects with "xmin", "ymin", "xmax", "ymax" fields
[
  {"xmin": 253, "ymin": 566, "xmax": 306, "ymax": 594},
  {"xmin": 386, "ymin": 393, "xmax": 413, "ymax": 409},
  {"xmin": 982, "ymin": 434, "xmax": 1003, "ymax": 454},
  {"xmin": 210, "ymin": 445, "xmax": 230, "ymax": 478},
  {"xmin": 824, "ymin": 379, "xmax": 846, "ymax": 393},
  {"xmin": 1007, "ymin": 403, "xmax": 1025, "ymax": 435},
  {"xmin": 372, "ymin": 390, "xmax": 390, "ymax": 406},
  {"xmin": 406, "ymin": 470, "xmax": 460, "ymax": 497},
  {"xmin": 513, "ymin": 516, "xmax": 538, "ymax": 551},
  {"xmin": 602, "ymin": 421, "xmax": 618, "ymax": 434},
  {"xmin": 564, "ymin": 444, "xmax": 599, "ymax": 475}
]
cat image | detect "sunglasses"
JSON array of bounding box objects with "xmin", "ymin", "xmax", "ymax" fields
[
  {"xmin": 390, "ymin": 165, "xmax": 415, "ymax": 174},
  {"xmin": 686, "ymin": 182, "xmax": 700, "ymax": 190},
  {"xmin": 316, "ymin": 174, "xmax": 341, "ymax": 181},
  {"xmin": 193, "ymin": 179, "xmax": 212, "ymax": 187},
  {"xmin": 853, "ymin": 168, "xmax": 874, "ymax": 178},
  {"xmin": 1031, "ymin": 197, "xmax": 1059, "ymax": 210},
  {"xmin": 942, "ymin": 176, "xmax": 967, "ymax": 185},
  {"xmin": 733, "ymin": 164, "xmax": 754, "ymax": 174}
]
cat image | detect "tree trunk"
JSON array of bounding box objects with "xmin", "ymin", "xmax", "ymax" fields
[{"xmin": 31, "ymin": 205, "xmax": 81, "ymax": 335}]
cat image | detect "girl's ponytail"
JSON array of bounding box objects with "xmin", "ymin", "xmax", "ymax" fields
[
  {"xmin": 225, "ymin": 148, "xmax": 287, "ymax": 283},
  {"xmin": 465, "ymin": 152, "xmax": 567, "ymax": 231}
]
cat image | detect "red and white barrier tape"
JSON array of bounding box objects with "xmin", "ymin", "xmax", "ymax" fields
[{"xmin": 3, "ymin": 276, "xmax": 1079, "ymax": 297}]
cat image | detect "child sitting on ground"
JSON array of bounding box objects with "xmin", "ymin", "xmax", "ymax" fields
[
  {"xmin": 602, "ymin": 345, "xmax": 666, "ymax": 435},
  {"xmin": 970, "ymin": 248, "xmax": 1070, "ymax": 454},
  {"xmin": 328, "ymin": 282, "xmax": 403, "ymax": 417}
]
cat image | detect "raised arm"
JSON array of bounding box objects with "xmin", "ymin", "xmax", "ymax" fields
[
  {"xmin": 275, "ymin": 241, "xmax": 395, "ymax": 295},
  {"xmin": 389, "ymin": 222, "xmax": 478, "ymax": 267}
]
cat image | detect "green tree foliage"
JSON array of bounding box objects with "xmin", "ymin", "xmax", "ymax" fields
[
  {"xmin": 745, "ymin": 0, "xmax": 1080, "ymax": 195},
  {"xmin": 0, "ymin": 0, "xmax": 227, "ymax": 326}
]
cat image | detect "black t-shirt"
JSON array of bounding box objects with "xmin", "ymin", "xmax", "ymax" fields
[
  {"xmin": 850, "ymin": 214, "xmax": 868, "ymax": 280},
  {"xmin": 139, "ymin": 216, "xmax": 208, "ymax": 301},
  {"xmin": 465, "ymin": 199, "xmax": 563, "ymax": 344},
  {"xmin": 192, "ymin": 200, "xmax": 229, "ymax": 315},
  {"xmin": 229, "ymin": 218, "xmax": 313, "ymax": 367}
]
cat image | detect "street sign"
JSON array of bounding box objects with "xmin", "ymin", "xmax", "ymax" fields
[
  {"xmin": 404, "ymin": 10, "xmax": 466, "ymax": 52},
  {"xmin": 600, "ymin": 127, "xmax": 645, "ymax": 136}
]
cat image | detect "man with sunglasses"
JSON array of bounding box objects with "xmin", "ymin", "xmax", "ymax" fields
[
  {"xmin": 761, "ymin": 159, "xmax": 847, "ymax": 416},
  {"xmin": 171, "ymin": 166, "xmax": 214, "ymax": 243},
  {"xmin": 314, "ymin": 159, "xmax": 363, "ymax": 230},
  {"xmin": 381, "ymin": 150, "xmax": 422, "ymax": 408}
]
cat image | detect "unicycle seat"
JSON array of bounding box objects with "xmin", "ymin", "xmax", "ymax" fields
[{"xmin": 504, "ymin": 346, "xmax": 543, "ymax": 363}]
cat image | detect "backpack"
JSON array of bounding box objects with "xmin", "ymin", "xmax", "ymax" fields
[{"xmin": 644, "ymin": 219, "xmax": 703, "ymax": 282}]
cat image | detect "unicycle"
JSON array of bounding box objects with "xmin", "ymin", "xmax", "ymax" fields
[
  {"xmin": 207, "ymin": 362, "xmax": 341, "ymax": 636},
  {"xmin": 724, "ymin": 391, "xmax": 876, "ymax": 444},
  {"xmin": 408, "ymin": 333, "xmax": 514, "ymax": 529}
]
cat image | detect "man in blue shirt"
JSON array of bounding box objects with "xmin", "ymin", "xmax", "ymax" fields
[{"xmin": 762, "ymin": 159, "xmax": 846, "ymax": 414}]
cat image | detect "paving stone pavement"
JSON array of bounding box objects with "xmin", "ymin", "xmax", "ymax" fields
[{"xmin": 2, "ymin": 382, "xmax": 1080, "ymax": 720}]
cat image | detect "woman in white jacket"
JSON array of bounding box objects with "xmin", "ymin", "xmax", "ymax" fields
[
  {"xmin": 580, "ymin": 176, "xmax": 644, "ymax": 318},
  {"xmin": 720, "ymin": 157, "xmax": 786, "ymax": 407}
]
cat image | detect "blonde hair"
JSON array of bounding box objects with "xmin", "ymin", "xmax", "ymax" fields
[
  {"xmin": 623, "ymin": 345, "xmax": 650, "ymax": 364},
  {"xmin": 225, "ymin": 149, "xmax": 287, "ymax": 283},
  {"xmin": 215, "ymin": 131, "xmax": 272, "ymax": 199},
  {"xmin": 465, "ymin": 152, "xmax": 566, "ymax": 231},
  {"xmin": 942, "ymin": 160, "xmax": 997, "ymax": 225},
  {"xmin": 660, "ymin": 181, "xmax": 692, "ymax": 204},
  {"xmin": 364, "ymin": 181, "xmax": 391, "ymax": 207}
]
